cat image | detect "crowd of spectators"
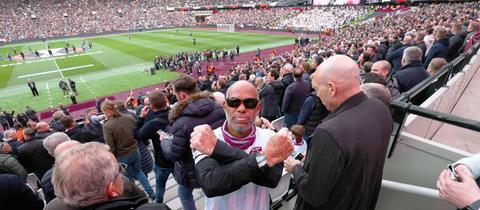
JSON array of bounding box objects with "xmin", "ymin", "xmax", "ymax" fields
[
  {"xmin": 164, "ymin": 0, "xmax": 270, "ymax": 7},
  {"xmin": 0, "ymin": 0, "xmax": 196, "ymax": 42},
  {"xmin": 277, "ymin": 6, "xmax": 370, "ymax": 32},
  {"xmin": 207, "ymin": 8, "xmax": 300, "ymax": 28}
]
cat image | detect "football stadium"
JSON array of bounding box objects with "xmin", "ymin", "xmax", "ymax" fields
[{"xmin": 1, "ymin": 0, "xmax": 480, "ymax": 210}]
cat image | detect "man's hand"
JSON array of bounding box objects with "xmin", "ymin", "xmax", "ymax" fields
[
  {"xmin": 1, "ymin": 143, "xmax": 12, "ymax": 154},
  {"xmin": 264, "ymin": 128, "xmax": 293, "ymax": 167},
  {"xmin": 140, "ymin": 106, "xmax": 150, "ymax": 118},
  {"xmin": 284, "ymin": 156, "xmax": 302, "ymax": 173},
  {"xmin": 190, "ymin": 124, "xmax": 217, "ymax": 156},
  {"xmin": 436, "ymin": 166, "xmax": 480, "ymax": 208}
]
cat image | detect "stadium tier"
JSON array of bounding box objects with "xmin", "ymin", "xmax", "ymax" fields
[{"xmin": 1, "ymin": 1, "xmax": 480, "ymax": 210}]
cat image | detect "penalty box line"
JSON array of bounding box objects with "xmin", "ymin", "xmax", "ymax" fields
[{"xmin": 17, "ymin": 64, "xmax": 95, "ymax": 79}]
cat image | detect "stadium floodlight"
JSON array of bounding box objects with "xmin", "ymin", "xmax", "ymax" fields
[{"xmin": 217, "ymin": 24, "xmax": 235, "ymax": 33}]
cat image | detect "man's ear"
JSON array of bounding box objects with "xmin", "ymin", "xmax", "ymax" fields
[
  {"xmin": 328, "ymin": 82, "xmax": 336, "ymax": 97},
  {"xmin": 106, "ymin": 178, "xmax": 122, "ymax": 198}
]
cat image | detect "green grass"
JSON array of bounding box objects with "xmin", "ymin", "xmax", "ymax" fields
[{"xmin": 0, "ymin": 28, "xmax": 294, "ymax": 113}]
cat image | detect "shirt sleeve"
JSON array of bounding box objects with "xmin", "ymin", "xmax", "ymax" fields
[
  {"xmin": 291, "ymin": 128, "xmax": 345, "ymax": 207},
  {"xmin": 453, "ymin": 153, "xmax": 480, "ymax": 179}
]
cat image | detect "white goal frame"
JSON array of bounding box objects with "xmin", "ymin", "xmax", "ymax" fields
[{"xmin": 217, "ymin": 24, "xmax": 235, "ymax": 33}]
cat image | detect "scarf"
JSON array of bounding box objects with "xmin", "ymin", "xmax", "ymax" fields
[{"xmin": 222, "ymin": 121, "xmax": 256, "ymax": 150}]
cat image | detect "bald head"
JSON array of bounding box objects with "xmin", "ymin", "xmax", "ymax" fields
[
  {"xmin": 312, "ymin": 55, "xmax": 361, "ymax": 111},
  {"xmin": 36, "ymin": 122, "xmax": 50, "ymax": 132},
  {"xmin": 371, "ymin": 60, "xmax": 391, "ymax": 79},
  {"xmin": 53, "ymin": 140, "xmax": 80, "ymax": 157},
  {"xmin": 226, "ymin": 80, "xmax": 259, "ymax": 99}
]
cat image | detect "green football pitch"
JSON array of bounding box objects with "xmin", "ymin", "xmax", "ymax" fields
[{"xmin": 0, "ymin": 29, "xmax": 293, "ymax": 113}]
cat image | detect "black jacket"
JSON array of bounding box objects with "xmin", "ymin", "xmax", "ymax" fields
[
  {"xmin": 195, "ymin": 141, "xmax": 282, "ymax": 197},
  {"xmin": 17, "ymin": 139, "xmax": 54, "ymax": 179},
  {"xmin": 161, "ymin": 91, "xmax": 225, "ymax": 187},
  {"xmin": 423, "ymin": 38, "xmax": 449, "ymax": 69},
  {"xmin": 259, "ymin": 80, "xmax": 284, "ymax": 118},
  {"xmin": 282, "ymin": 79, "xmax": 311, "ymax": 115},
  {"xmin": 65, "ymin": 126, "xmax": 99, "ymax": 143},
  {"xmin": 447, "ymin": 31, "xmax": 467, "ymax": 61},
  {"xmin": 395, "ymin": 61, "xmax": 429, "ymax": 93},
  {"xmin": 292, "ymin": 92, "xmax": 393, "ymax": 210},
  {"xmin": 41, "ymin": 168, "xmax": 55, "ymax": 203},
  {"xmin": 0, "ymin": 174, "xmax": 44, "ymax": 210},
  {"xmin": 134, "ymin": 108, "xmax": 173, "ymax": 168}
]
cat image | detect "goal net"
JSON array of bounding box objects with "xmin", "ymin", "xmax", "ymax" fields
[{"xmin": 217, "ymin": 24, "xmax": 235, "ymax": 33}]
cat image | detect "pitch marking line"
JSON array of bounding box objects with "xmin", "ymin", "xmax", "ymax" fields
[
  {"xmin": 46, "ymin": 83, "xmax": 53, "ymax": 108},
  {"xmin": 44, "ymin": 42, "xmax": 65, "ymax": 78},
  {"xmin": 17, "ymin": 64, "xmax": 95, "ymax": 79},
  {"xmin": 80, "ymin": 76, "xmax": 96, "ymax": 95},
  {"xmin": 0, "ymin": 51, "xmax": 103, "ymax": 68}
]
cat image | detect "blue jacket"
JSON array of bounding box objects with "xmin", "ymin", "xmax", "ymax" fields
[
  {"xmin": 282, "ymin": 79, "xmax": 311, "ymax": 115},
  {"xmin": 161, "ymin": 92, "xmax": 225, "ymax": 187},
  {"xmin": 423, "ymin": 38, "xmax": 449, "ymax": 69}
]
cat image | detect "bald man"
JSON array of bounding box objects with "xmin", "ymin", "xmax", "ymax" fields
[
  {"xmin": 190, "ymin": 81, "xmax": 293, "ymax": 210},
  {"xmin": 284, "ymin": 55, "xmax": 393, "ymax": 210},
  {"xmin": 371, "ymin": 60, "xmax": 400, "ymax": 98}
]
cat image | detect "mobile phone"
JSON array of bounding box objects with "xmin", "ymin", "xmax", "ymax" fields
[
  {"xmin": 294, "ymin": 153, "xmax": 304, "ymax": 161},
  {"xmin": 447, "ymin": 164, "xmax": 459, "ymax": 181}
]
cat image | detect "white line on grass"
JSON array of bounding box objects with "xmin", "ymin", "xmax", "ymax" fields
[
  {"xmin": 46, "ymin": 83, "xmax": 53, "ymax": 108},
  {"xmin": 17, "ymin": 64, "xmax": 95, "ymax": 78},
  {"xmin": 44, "ymin": 42, "xmax": 64, "ymax": 78},
  {"xmin": 80, "ymin": 77, "xmax": 96, "ymax": 95},
  {"xmin": 0, "ymin": 51, "xmax": 103, "ymax": 68}
]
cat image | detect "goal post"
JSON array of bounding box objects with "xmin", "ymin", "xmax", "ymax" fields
[{"xmin": 217, "ymin": 24, "xmax": 235, "ymax": 33}]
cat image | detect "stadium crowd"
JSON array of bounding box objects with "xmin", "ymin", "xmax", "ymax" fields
[
  {"xmin": 277, "ymin": 6, "xmax": 371, "ymax": 32},
  {"xmin": 207, "ymin": 8, "xmax": 301, "ymax": 28},
  {"xmin": 0, "ymin": 0, "xmax": 195, "ymax": 41},
  {"xmin": 2, "ymin": 1, "xmax": 480, "ymax": 210}
]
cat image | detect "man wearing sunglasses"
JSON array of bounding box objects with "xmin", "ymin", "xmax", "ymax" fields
[{"xmin": 190, "ymin": 80, "xmax": 294, "ymax": 210}]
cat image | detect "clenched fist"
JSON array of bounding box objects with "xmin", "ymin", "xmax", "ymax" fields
[
  {"xmin": 190, "ymin": 124, "xmax": 217, "ymax": 156},
  {"xmin": 264, "ymin": 128, "xmax": 294, "ymax": 167}
]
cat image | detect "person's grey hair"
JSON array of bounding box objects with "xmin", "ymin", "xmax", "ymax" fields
[
  {"xmin": 360, "ymin": 83, "xmax": 391, "ymax": 106},
  {"xmin": 212, "ymin": 91, "xmax": 225, "ymax": 107},
  {"xmin": 53, "ymin": 110, "xmax": 65, "ymax": 121},
  {"xmin": 402, "ymin": 46, "xmax": 423, "ymax": 65},
  {"xmin": 43, "ymin": 132, "xmax": 71, "ymax": 155},
  {"xmin": 283, "ymin": 63, "xmax": 294, "ymax": 73},
  {"xmin": 52, "ymin": 142, "xmax": 117, "ymax": 208},
  {"xmin": 3, "ymin": 129, "xmax": 16, "ymax": 141}
]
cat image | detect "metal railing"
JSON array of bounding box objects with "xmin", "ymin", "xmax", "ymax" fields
[{"xmin": 388, "ymin": 42, "xmax": 480, "ymax": 158}]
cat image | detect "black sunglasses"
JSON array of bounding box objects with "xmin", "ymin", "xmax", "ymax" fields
[{"xmin": 226, "ymin": 97, "xmax": 259, "ymax": 109}]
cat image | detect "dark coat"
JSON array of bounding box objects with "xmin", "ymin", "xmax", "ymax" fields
[
  {"xmin": 259, "ymin": 80, "xmax": 284, "ymax": 118},
  {"xmin": 395, "ymin": 61, "xmax": 429, "ymax": 93},
  {"xmin": 447, "ymin": 32, "xmax": 467, "ymax": 61},
  {"xmin": 17, "ymin": 139, "xmax": 54, "ymax": 179},
  {"xmin": 161, "ymin": 91, "xmax": 225, "ymax": 188},
  {"xmin": 50, "ymin": 120, "xmax": 66, "ymax": 132},
  {"xmin": 386, "ymin": 44, "xmax": 411, "ymax": 76},
  {"xmin": 423, "ymin": 38, "xmax": 449, "ymax": 69},
  {"xmin": 0, "ymin": 154, "xmax": 28, "ymax": 180},
  {"xmin": 282, "ymin": 79, "xmax": 311, "ymax": 116},
  {"xmin": 134, "ymin": 109, "xmax": 173, "ymax": 168},
  {"xmin": 292, "ymin": 92, "xmax": 393, "ymax": 210},
  {"xmin": 0, "ymin": 174, "xmax": 44, "ymax": 210},
  {"xmin": 41, "ymin": 168, "xmax": 55, "ymax": 203},
  {"xmin": 65, "ymin": 126, "xmax": 98, "ymax": 143}
]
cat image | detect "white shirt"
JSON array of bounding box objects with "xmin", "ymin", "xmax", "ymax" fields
[{"xmin": 193, "ymin": 127, "xmax": 275, "ymax": 210}]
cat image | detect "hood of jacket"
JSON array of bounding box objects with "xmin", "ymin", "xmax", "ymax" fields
[{"xmin": 169, "ymin": 91, "xmax": 218, "ymax": 122}]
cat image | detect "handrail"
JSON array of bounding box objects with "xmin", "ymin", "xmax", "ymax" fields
[
  {"xmin": 381, "ymin": 179, "xmax": 439, "ymax": 199},
  {"xmin": 388, "ymin": 42, "xmax": 480, "ymax": 158}
]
